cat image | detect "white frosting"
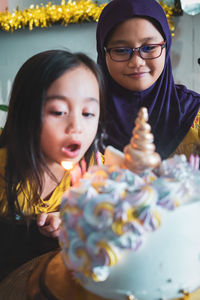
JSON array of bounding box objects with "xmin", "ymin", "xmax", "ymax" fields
[
  {"xmin": 104, "ymin": 146, "xmax": 125, "ymax": 167},
  {"xmin": 60, "ymin": 154, "xmax": 200, "ymax": 300},
  {"xmin": 83, "ymin": 201, "xmax": 200, "ymax": 300}
]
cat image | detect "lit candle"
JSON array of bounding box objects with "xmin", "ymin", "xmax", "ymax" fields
[
  {"xmin": 61, "ymin": 160, "xmax": 86, "ymax": 186},
  {"xmin": 61, "ymin": 161, "xmax": 74, "ymax": 170}
]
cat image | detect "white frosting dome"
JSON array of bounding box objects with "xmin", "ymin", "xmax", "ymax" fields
[{"xmin": 59, "ymin": 155, "xmax": 200, "ymax": 300}]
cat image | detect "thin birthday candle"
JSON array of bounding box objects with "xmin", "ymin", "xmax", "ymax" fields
[
  {"xmin": 61, "ymin": 159, "xmax": 86, "ymax": 186},
  {"xmin": 61, "ymin": 161, "xmax": 77, "ymax": 186},
  {"xmin": 189, "ymin": 154, "xmax": 200, "ymax": 171}
]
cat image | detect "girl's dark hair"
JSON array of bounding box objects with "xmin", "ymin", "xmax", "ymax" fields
[{"xmin": 0, "ymin": 49, "xmax": 106, "ymax": 220}]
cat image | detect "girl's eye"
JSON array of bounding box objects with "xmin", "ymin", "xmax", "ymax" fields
[
  {"xmin": 50, "ymin": 111, "xmax": 67, "ymax": 116},
  {"xmin": 142, "ymin": 45, "xmax": 157, "ymax": 53},
  {"xmin": 82, "ymin": 112, "xmax": 95, "ymax": 118},
  {"xmin": 112, "ymin": 48, "xmax": 131, "ymax": 55}
]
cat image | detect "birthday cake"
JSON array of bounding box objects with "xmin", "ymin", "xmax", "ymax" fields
[{"xmin": 59, "ymin": 108, "xmax": 200, "ymax": 300}]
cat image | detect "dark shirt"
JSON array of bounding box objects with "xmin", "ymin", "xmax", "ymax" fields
[{"xmin": 0, "ymin": 218, "xmax": 59, "ymax": 282}]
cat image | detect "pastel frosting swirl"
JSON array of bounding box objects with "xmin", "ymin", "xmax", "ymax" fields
[{"xmin": 59, "ymin": 156, "xmax": 200, "ymax": 283}]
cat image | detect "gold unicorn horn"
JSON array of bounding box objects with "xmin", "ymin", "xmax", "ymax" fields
[{"xmin": 123, "ymin": 107, "xmax": 161, "ymax": 174}]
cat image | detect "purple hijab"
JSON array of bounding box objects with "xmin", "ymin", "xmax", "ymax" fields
[{"xmin": 96, "ymin": 0, "xmax": 200, "ymax": 159}]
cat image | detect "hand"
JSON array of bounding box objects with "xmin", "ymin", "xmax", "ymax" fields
[{"xmin": 36, "ymin": 212, "xmax": 61, "ymax": 238}]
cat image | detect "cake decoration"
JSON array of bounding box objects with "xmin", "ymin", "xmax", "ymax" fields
[
  {"xmin": 104, "ymin": 107, "xmax": 161, "ymax": 175},
  {"xmin": 59, "ymin": 107, "xmax": 200, "ymax": 300},
  {"xmin": 124, "ymin": 107, "xmax": 161, "ymax": 174},
  {"xmin": 60, "ymin": 157, "xmax": 200, "ymax": 279}
]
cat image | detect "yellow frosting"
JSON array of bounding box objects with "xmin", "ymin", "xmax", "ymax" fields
[{"xmin": 173, "ymin": 109, "xmax": 200, "ymax": 159}]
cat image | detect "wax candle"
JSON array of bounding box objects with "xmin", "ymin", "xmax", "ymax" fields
[
  {"xmin": 189, "ymin": 154, "xmax": 199, "ymax": 171},
  {"xmin": 61, "ymin": 159, "xmax": 86, "ymax": 186}
]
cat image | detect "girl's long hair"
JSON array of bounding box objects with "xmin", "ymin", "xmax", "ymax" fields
[{"xmin": 0, "ymin": 50, "xmax": 106, "ymax": 220}]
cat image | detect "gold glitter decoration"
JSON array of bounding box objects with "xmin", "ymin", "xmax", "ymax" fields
[
  {"xmin": 0, "ymin": 0, "xmax": 177, "ymax": 34},
  {"xmin": 158, "ymin": 0, "xmax": 175, "ymax": 36},
  {"xmin": 0, "ymin": 0, "xmax": 106, "ymax": 32}
]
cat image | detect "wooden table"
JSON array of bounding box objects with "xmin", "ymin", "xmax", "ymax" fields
[
  {"xmin": 0, "ymin": 250, "xmax": 106, "ymax": 300},
  {"xmin": 0, "ymin": 252, "xmax": 50, "ymax": 300}
]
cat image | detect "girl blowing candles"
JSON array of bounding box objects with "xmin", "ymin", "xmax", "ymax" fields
[
  {"xmin": 96, "ymin": 0, "xmax": 200, "ymax": 160},
  {"xmin": 0, "ymin": 49, "xmax": 105, "ymax": 280}
]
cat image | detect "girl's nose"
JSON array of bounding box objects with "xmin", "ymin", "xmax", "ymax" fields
[
  {"xmin": 66, "ymin": 114, "xmax": 82, "ymax": 134},
  {"xmin": 127, "ymin": 51, "xmax": 145, "ymax": 67}
]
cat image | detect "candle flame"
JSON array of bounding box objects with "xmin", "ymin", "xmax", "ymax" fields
[{"xmin": 61, "ymin": 161, "xmax": 74, "ymax": 170}]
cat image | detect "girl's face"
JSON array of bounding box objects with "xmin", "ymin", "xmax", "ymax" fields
[
  {"xmin": 40, "ymin": 65, "xmax": 100, "ymax": 167},
  {"xmin": 105, "ymin": 17, "xmax": 166, "ymax": 92}
]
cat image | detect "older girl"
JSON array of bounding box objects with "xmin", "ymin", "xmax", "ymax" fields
[{"xmin": 96, "ymin": 0, "xmax": 200, "ymax": 159}]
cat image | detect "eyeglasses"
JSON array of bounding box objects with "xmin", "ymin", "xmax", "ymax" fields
[{"xmin": 104, "ymin": 41, "xmax": 166, "ymax": 62}]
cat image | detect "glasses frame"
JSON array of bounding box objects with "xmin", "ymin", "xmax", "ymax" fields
[{"xmin": 104, "ymin": 41, "xmax": 166, "ymax": 62}]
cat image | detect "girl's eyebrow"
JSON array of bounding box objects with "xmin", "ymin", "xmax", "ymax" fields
[
  {"xmin": 108, "ymin": 37, "xmax": 159, "ymax": 46},
  {"xmin": 108, "ymin": 40, "xmax": 130, "ymax": 46},
  {"xmin": 46, "ymin": 95, "xmax": 99, "ymax": 103},
  {"xmin": 45, "ymin": 95, "xmax": 66, "ymax": 101},
  {"xmin": 87, "ymin": 97, "xmax": 99, "ymax": 104}
]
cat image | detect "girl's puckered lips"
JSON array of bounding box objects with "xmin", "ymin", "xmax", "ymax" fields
[{"xmin": 61, "ymin": 140, "xmax": 81, "ymax": 159}]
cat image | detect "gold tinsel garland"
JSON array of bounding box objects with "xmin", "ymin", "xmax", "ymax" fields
[{"xmin": 0, "ymin": 0, "xmax": 175, "ymax": 34}]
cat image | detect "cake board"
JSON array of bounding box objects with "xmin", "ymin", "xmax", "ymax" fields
[{"xmin": 26, "ymin": 250, "xmax": 200, "ymax": 300}]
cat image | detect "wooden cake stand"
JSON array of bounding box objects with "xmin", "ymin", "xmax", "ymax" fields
[
  {"xmin": 26, "ymin": 250, "xmax": 200, "ymax": 300},
  {"xmin": 0, "ymin": 249, "xmax": 197, "ymax": 300},
  {"xmin": 27, "ymin": 250, "xmax": 107, "ymax": 300}
]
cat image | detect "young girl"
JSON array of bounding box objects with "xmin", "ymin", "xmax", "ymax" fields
[
  {"xmin": 0, "ymin": 49, "xmax": 105, "ymax": 280},
  {"xmin": 96, "ymin": 0, "xmax": 200, "ymax": 160}
]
